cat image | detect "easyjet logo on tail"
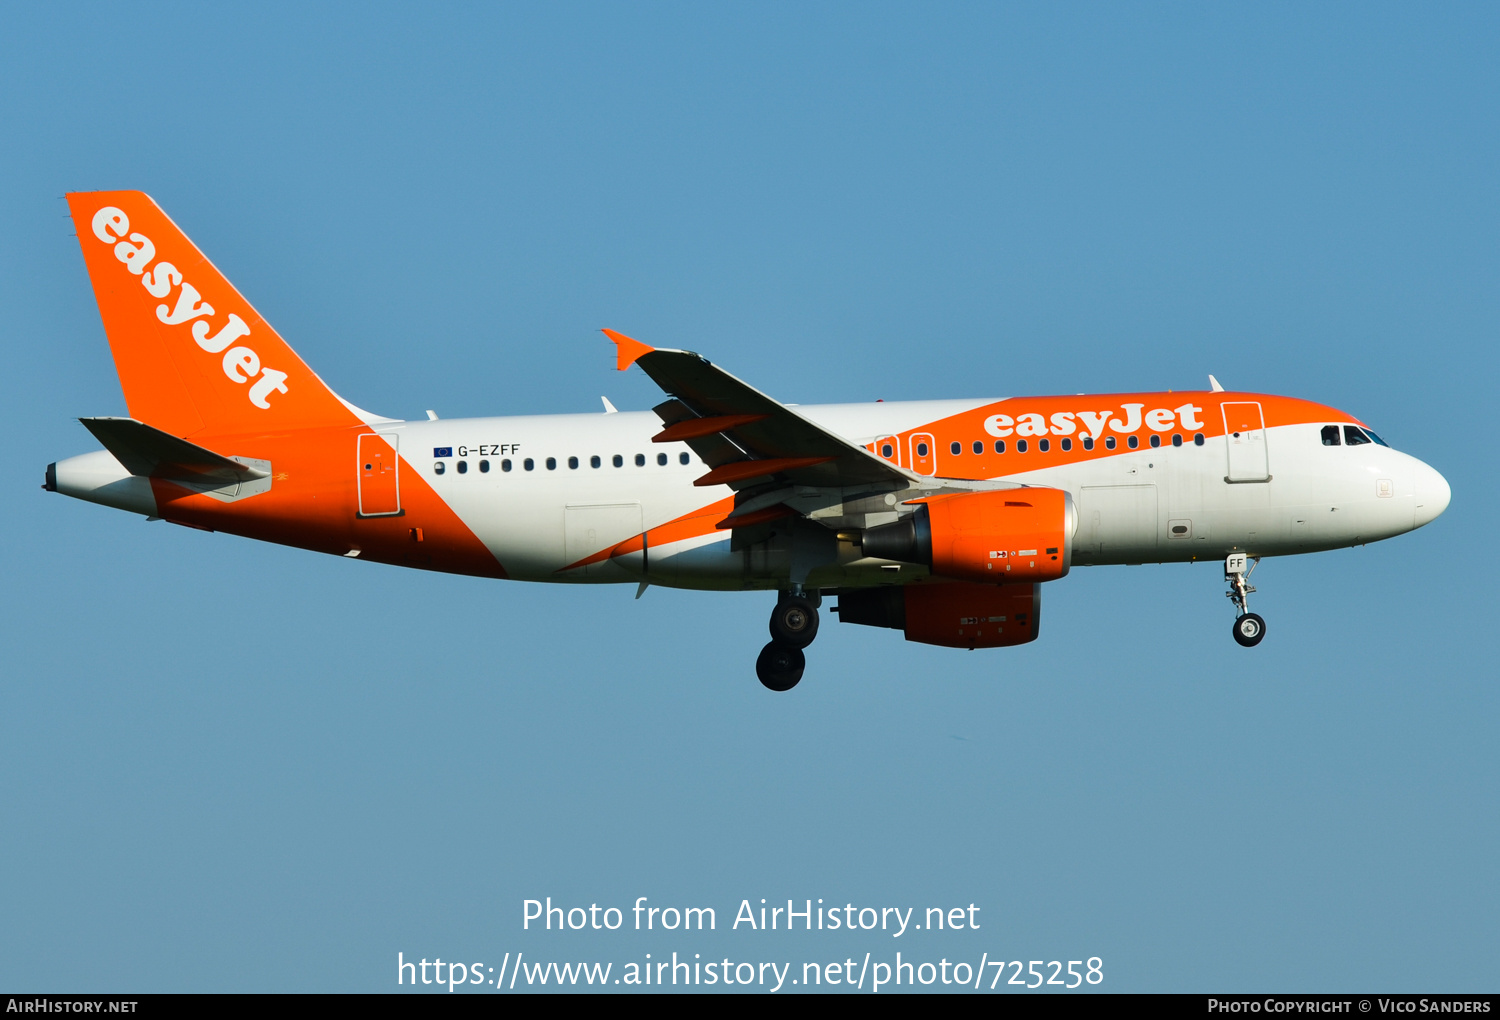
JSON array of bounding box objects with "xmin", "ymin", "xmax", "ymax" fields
[
  {"xmin": 984, "ymin": 402, "xmax": 1205, "ymax": 439},
  {"xmin": 90, "ymin": 206, "xmax": 289, "ymax": 410}
]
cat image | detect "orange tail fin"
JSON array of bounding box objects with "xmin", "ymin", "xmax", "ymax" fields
[{"xmin": 67, "ymin": 191, "xmax": 362, "ymax": 438}]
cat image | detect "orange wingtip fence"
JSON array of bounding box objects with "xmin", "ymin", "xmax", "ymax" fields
[{"xmin": 602, "ymin": 328, "xmax": 654, "ymax": 371}]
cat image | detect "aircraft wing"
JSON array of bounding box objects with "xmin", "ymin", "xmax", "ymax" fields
[{"xmin": 605, "ymin": 329, "xmax": 917, "ymax": 492}]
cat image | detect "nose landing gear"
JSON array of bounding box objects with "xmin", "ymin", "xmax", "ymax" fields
[
  {"xmin": 757, "ymin": 592, "xmax": 819, "ymax": 691},
  {"xmin": 1225, "ymin": 553, "xmax": 1266, "ymax": 647}
]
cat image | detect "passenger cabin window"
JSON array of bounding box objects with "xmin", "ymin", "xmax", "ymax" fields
[
  {"xmin": 950, "ymin": 441, "xmax": 961, "ymax": 455},
  {"xmin": 479, "ymin": 459, "xmax": 490, "ymax": 472},
  {"xmin": 994, "ymin": 440, "xmax": 1006, "ymax": 454},
  {"xmin": 657, "ymin": 453, "xmax": 668, "ymax": 466},
  {"xmin": 613, "ymin": 454, "xmax": 623, "ymax": 467},
  {"xmin": 1149, "ymin": 435, "xmax": 1160, "ymax": 448},
  {"xmin": 1127, "ymin": 436, "xmax": 1139, "ymax": 449},
  {"xmin": 457, "ymin": 460, "xmax": 468, "ymax": 474},
  {"xmin": 1016, "ymin": 439, "xmax": 1028, "ymax": 453},
  {"xmin": 568, "ymin": 456, "xmax": 579, "ymax": 469},
  {"xmin": 635, "ymin": 454, "xmax": 645, "ymax": 466},
  {"xmin": 590, "ymin": 455, "xmax": 601, "ymax": 468},
  {"xmin": 1082, "ymin": 437, "xmax": 1094, "ymax": 451},
  {"xmin": 1322, "ymin": 425, "xmax": 1341, "ymax": 446},
  {"xmin": 502, "ymin": 459, "xmax": 512, "ymax": 472},
  {"xmin": 1038, "ymin": 439, "xmax": 1050, "ymax": 452},
  {"xmin": 1105, "ymin": 437, "xmax": 1116, "ymax": 450},
  {"xmin": 1171, "ymin": 434, "xmax": 1182, "ymax": 447},
  {"xmin": 680, "ymin": 452, "xmax": 691, "ymax": 464},
  {"xmin": 546, "ymin": 457, "xmax": 557, "ymax": 470},
  {"xmin": 880, "ymin": 442, "xmax": 894, "ymax": 458},
  {"xmin": 1061, "ymin": 438, "xmax": 1072, "ymax": 451},
  {"xmin": 916, "ymin": 442, "xmax": 929, "ymax": 457},
  {"xmin": 1344, "ymin": 425, "xmax": 1371, "ymax": 446},
  {"xmin": 1193, "ymin": 433, "xmax": 1204, "ymax": 446},
  {"xmin": 972, "ymin": 441, "xmax": 983, "ymax": 455},
  {"xmin": 433, "ymin": 461, "xmax": 446, "ymax": 475},
  {"xmin": 524, "ymin": 458, "xmax": 535, "ymax": 471}
]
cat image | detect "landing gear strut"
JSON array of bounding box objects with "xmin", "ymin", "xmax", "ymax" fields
[
  {"xmin": 757, "ymin": 592, "xmax": 820, "ymax": 691},
  {"xmin": 1225, "ymin": 553, "xmax": 1266, "ymax": 647}
]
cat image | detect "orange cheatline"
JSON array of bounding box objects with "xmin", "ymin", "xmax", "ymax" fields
[
  {"xmin": 652, "ymin": 414, "xmax": 769, "ymax": 443},
  {"xmin": 601, "ymin": 328, "xmax": 654, "ymax": 371},
  {"xmin": 560, "ymin": 495, "xmax": 738, "ymax": 572},
  {"xmin": 693, "ymin": 456, "xmax": 835, "ymax": 487},
  {"xmin": 715, "ymin": 505, "xmax": 796, "ymax": 530}
]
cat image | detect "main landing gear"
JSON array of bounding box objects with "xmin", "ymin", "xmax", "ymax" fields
[
  {"xmin": 757, "ymin": 591, "xmax": 820, "ymax": 691},
  {"xmin": 1225, "ymin": 553, "xmax": 1266, "ymax": 647}
]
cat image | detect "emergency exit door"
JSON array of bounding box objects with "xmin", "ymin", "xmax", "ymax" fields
[
  {"xmin": 357, "ymin": 433, "xmax": 402, "ymax": 516},
  {"xmin": 910, "ymin": 433, "xmax": 936, "ymax": 476},
  {"xmin": 1221, "ymin": 402, "xmax": 1270, "ymax": 482}
]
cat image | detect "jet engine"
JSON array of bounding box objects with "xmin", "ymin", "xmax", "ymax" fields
[
  {"xmin": 860, "ymin": 487, "xmax": 1075, "ymax": 583},
  {"xmin": 835, "ymin": 581, "xmax": 1042, "ymax": 648}
]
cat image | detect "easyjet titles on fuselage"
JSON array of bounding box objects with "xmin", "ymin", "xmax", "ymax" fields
[{"xmin": 984, "ymin": 403, "xmax": 1205, "ymax": 440}]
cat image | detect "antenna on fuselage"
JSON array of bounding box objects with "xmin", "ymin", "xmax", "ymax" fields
[
  {"xmin": 601, "ymin": 396, "xmax": 618, "ymax": 413},
  {"xmin": 1208, "ymin": 375, "xmax": 1225, "ymax": 392}
]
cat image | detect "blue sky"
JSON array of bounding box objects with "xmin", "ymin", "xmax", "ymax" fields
[{"xmin": 1, "ymin": 3, "xmax": 1495, "ymax": 992}]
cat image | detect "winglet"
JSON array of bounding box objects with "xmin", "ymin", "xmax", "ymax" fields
[{"xmin": 603, "ymin": 328, "xmax": 654, "ymax": 371}]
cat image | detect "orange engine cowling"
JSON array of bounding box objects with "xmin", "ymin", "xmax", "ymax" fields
[
  {"xmin": 835, "ymin": 582, "xmax": 1042, "ymax": 649},
  {"xmin": 861, "ymin": 487, "xmax": 1075, "ymax": 583}
]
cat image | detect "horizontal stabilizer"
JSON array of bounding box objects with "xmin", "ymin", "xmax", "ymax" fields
[{"xmin": 79, "ymin": 417, "xmax": 268, "ymax": 485}]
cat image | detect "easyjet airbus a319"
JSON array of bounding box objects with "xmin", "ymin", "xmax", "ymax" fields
[{"xmin": 48, "ymin": 192, "xmax": 1451, "ymax": 689}]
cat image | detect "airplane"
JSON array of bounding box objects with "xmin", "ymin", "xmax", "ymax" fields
[{"xmin": 46, "ymin": 191, "xmax": 1452, "ymax": 691}]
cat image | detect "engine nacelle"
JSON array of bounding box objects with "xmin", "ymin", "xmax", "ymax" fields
[
  {"xmin": 835, "ymin": 582, "xmax": 1042, "ymax": 648},
  {"xmin": 861, "ymin": 487, "xmax": 1074, "ymax": 583}
]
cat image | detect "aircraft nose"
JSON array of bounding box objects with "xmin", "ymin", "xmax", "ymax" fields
[{"xmin": 1413, "ymin": 461, "xmax": 1451, "ymax": 528}]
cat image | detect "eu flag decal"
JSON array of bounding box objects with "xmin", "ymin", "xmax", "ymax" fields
[{"xmin": 433, "ymin": 447, "xmax": 453, "ymax": 458}]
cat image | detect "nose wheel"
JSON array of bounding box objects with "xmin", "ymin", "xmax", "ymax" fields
[
  {"xmin": 1232, "ymin": 612, "xmax": 1266, "ymax": 647},
  {"xmin": 1224, "ymin": 553, "xmax": 1266, "ymax": 647},
  {"xmin": 757, "ymin": 592, "xmax": 819, "ymax": 691}
]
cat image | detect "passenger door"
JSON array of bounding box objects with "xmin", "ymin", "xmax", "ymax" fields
[
  {"xmin": 1221, "ymin": 402, "xmax": 1270, "ymax": 482},
  {"xmin": 357, "ymin": 433, "xmax": 402, "ymax": 517}
]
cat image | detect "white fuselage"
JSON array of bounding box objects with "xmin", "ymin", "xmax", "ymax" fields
[{"xmin": 354, "ymin": 398, "xmax": 1448, "ymax": 590}]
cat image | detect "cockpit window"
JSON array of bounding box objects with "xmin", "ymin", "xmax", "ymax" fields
[
  {"xmin": 1363, "ymin": 429, "xmax": 1389, "ymax": 447},
  {"xmin": 1344, "ymin": 425, "xmax": 1371, "ymax": 446},
  {"xmin": 1321, "ymin": 425, "xmax": 1340, "ymax": 446}
]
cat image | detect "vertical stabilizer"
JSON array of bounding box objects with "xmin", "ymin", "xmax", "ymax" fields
[{"xmin": 66, "ymin": 191, "xmax": 360, "ymax": 438}]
